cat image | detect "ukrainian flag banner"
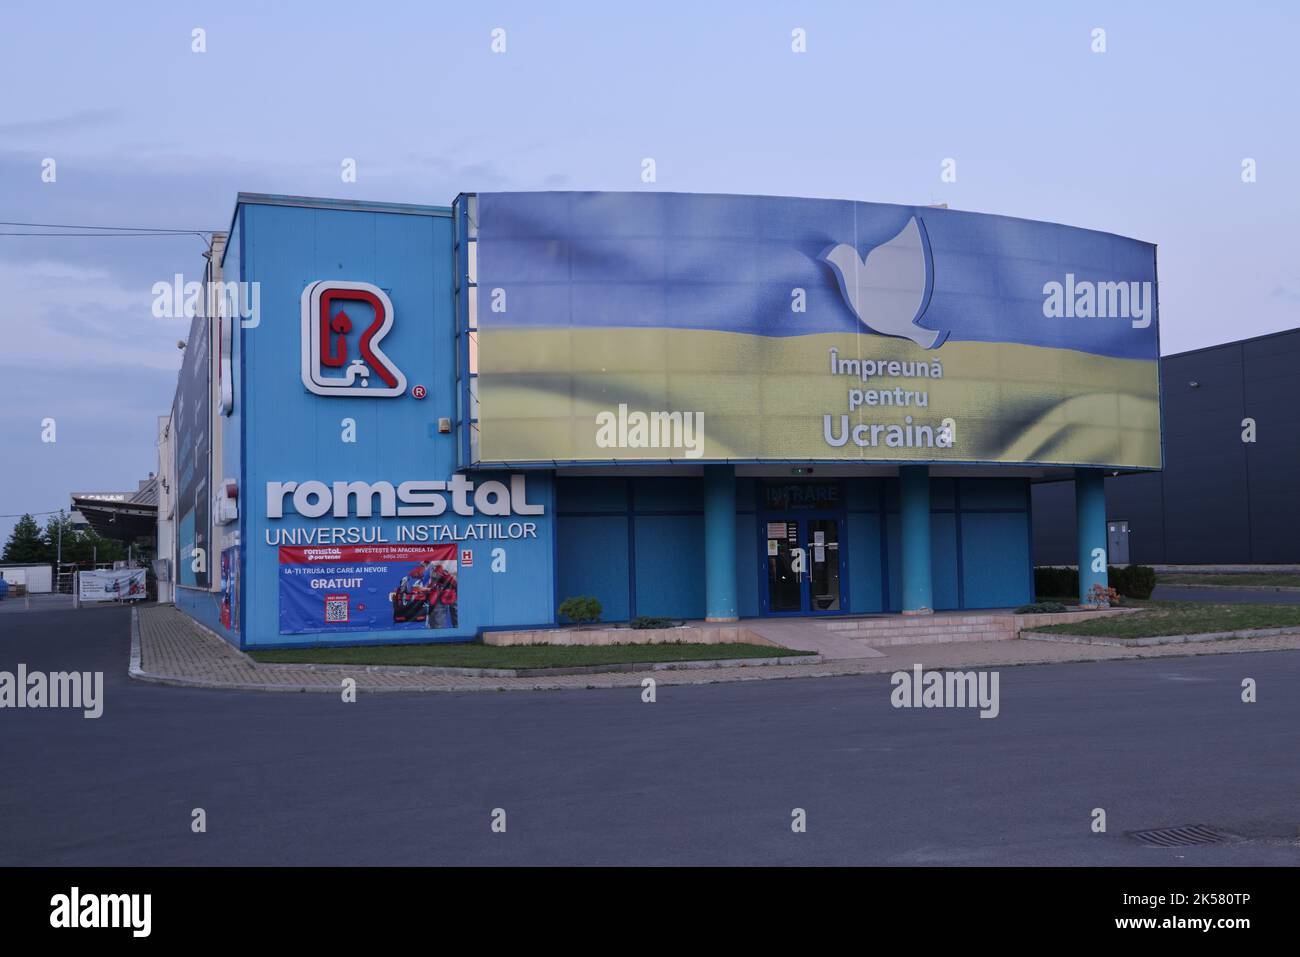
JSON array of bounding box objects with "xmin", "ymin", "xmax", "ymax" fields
[{"xmin": 460, "ymin": 192, "xmax": 1161, "ymax": 469}]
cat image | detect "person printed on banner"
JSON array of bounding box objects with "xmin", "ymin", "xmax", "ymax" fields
[
  {"xmin": 424, "ymin": 562, "xmax": 458, "ymax": 629},
  {"xmin": 440, "ymin": 565, "xmax": 458, "ymax": 628},
  {"xmin": 393, "ymin": 565, "xmax": 429, "ymax": 623}
]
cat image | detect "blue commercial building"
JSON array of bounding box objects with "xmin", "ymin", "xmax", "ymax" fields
[{"xmin": 164, "ymin": 192, "xmax": 1162, "ymax": 648}]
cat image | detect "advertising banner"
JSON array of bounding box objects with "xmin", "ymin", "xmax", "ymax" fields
[
  {"xmin": 466, "ymin": 192, "xmax": 1161, "ymax": 469},
  {"xmin": 79, "ymin": 569, "xmax": 148, "ymax": 603},
  {"xmin": 278, "ymin": 544, "xmax": 458, "ymax": 636},
  {"xmin": 220, "ymin": 547, "xmax": 240, "ymax": 632},
  {"xmin": 173, "ymin": 311, "xmax": 210, "ymax": 587}
]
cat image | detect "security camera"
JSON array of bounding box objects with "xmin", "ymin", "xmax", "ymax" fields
[{"xmin": 177, "ymin": 340, "xmax": 187, "ymax": 350}]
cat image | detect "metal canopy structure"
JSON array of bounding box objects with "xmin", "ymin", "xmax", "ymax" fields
[{"xmin": 71, "ymin": 497, "xmax": 157, "ymax": 542}]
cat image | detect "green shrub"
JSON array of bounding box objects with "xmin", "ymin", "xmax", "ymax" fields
[
  {"xmin": 1035, "ymin": 565, "xmax": 1156, "ymax": 601},
  {"xmin": 630, "ymin": 616, "xmax": 674, "ymax": 630},
  {"xmin": 1034, "ymin": 566, "xmax": 1077, "ymax": 599},
  {"xmin": 557, "ymin": 595, "xmax": 602, "ymax": 625},
  {"xmin": 1110, "ymin": 564, "xmax": 1157, "ymax": 599},
  {"xmin": 1015, "ymin": 601, "xmax": 1068, "ymax": 614}
]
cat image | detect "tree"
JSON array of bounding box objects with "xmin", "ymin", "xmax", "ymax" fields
[
  {"xmin": 77, "ymin": 528, "xmax": 127, "ymax": 566},
  {"xmin": 41, "ymin": 511, "xmax": 127, "ymax": 567},
  {"xmin": 3, "ymin": 514, "xmax": 48, "ymax": 564},
  {"xmin": 41, "ymin": 511, "xmax": 77, "ymax": 563}
]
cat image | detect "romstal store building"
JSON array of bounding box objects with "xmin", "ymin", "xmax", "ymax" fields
[{"xmin": 160, "ymin": 191, "xmax": 1161, "ymax": 649}]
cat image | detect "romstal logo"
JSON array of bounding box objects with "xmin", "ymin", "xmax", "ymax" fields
[
  {"xmin": 822, "ymin": 216, "xmax": 948, "ymax": 350},
  {"xmin": 300, "ymin": 280, "xmax": 407, "ymax": 397}
]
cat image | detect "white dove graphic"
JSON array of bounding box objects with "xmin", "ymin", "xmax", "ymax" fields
[{"xmin": 821, "ymin": 216, "xmax": 947, "ymax": 349}]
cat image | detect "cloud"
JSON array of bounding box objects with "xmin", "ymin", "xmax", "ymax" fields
[
  {"xmin": 0, "ymin": 109, "xmax": 120, "ymax": 138},
  {"xmin": 0, "ymin": 259, "xmax": 190, "ymax": 373}
]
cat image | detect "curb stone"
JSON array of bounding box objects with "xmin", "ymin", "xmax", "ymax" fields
[
  {"xmin": 124, "ymin": 642, "xmax": 1300, "ymax": 694},
  {"xmin": 239, "ymin": 653, "xmax": 822, "ymax": 679},
  {"xmin": 1022, "ymin": 626, "xmax": 1300, "ymax": 648},
  {"xmin": 128, "ymin": 606, "xmax": 143, "ymax": 677},
  {"xmin": 1158, "ymin": 582, "xmax": 1300, "ymax": 593}
]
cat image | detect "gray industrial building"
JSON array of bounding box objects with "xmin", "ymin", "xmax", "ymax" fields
[{"xmin": 1032, "ymin": 327, "xmax": 1300, "ymax": 566}]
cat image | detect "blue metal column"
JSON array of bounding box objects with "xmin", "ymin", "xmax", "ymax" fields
[
  {"xmin": 703, "ymin": 465, "xmax": 738, "ymax": 621},
  {"xmin": 899, "ymin": 465, "xmax": 933, "ymax": 615},
  {"xmin": 1076, "ymin": 468, "xmax": 1110, "ymax": 605}
]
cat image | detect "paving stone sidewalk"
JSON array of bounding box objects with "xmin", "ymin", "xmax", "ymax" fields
[{"xmin": 133, "ymin": 604, "xmax": 1300, "ymax": 693}]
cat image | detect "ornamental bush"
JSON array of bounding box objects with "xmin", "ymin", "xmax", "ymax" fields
[
  {"xmin": 1034, "ymin": 565, "xmax": 1157, "ymax": 601},
  {"xmin": 1034, "ymin": 566, "xmax": 1077, "ymax": 599},
  {"xmin": 557, "ymin": 595, "xmax": 602, "ymax": 625},
  {"xmin": 630, "ymin": 616, "xmax": 674, "ymax": 630},
  {"xmin": 1014, "ymin": 601, "xmax": 1068, "ymax": 614},
  {"xmin": 1109, "ymin": 564, "xmax": 1157, "ymax": 600}
]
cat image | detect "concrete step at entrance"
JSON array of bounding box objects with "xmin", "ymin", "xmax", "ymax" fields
[
  {"xmin": 745, "ymin": 622, "xmax": 886, "ymax": 660},
  {"xmin": 853, "ymin": 628, "xmax": 1016, "ymax": 647},
  {"xmin": 820, "ymin": 613, "xmax": 1018, "ymax": 645},
  {"xmin": 823, "ymin": 614, "xmax": 1008, "ymax": 633},
  {"xmin": 814, "ymin": 607, "xmax": 1134, "ymax": 646}
]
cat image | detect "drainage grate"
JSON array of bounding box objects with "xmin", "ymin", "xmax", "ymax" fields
[{"xmin": 1128, "ymin": 825, "xmax": 1236, "ymax": 848}]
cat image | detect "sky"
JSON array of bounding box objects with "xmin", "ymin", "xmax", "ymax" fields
[{"xmin": 1, "ymin": 0, "xmax": 1297, "ymax": 542}]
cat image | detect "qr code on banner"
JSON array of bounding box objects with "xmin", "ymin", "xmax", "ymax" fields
[{"xmin": 324, "ymin": 594, "xmax": 350, "ymax": 623}]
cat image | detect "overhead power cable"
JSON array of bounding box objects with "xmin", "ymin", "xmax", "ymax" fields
[
  {"xmin": 0, "ymin": 220, "xmax": 216, "ymax": 240},
  {"xmin": 0, "ymin": 220, "xmax": 215, "ymax": 233},
  {"xmin": 0, "ymin": 231, "xmax": 209, "ymax": 238}
]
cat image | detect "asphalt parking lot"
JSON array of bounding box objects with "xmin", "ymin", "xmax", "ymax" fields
[{"xmin": 2, "ymin": 601, "xmax": 1298, "ymax": 865}]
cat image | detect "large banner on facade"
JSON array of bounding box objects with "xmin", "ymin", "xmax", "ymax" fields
[
  {"xmin": 464, "ymin": 192, "xmax": 1161, "ymax": 469},
  {"xmin": 173, "ymin": 312, "xmax": 210, "ymax": 587},
  {"xmin": 278, "ymin": 544, "xmax": 458, "ymax": 636}
]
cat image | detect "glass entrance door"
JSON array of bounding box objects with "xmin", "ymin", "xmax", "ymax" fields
[
  {"xmin": 762, "ymin": 517, "xmax": 842, "ymax": 615},
  {"xmin": 765, "ymin": 520, "xmax": 803, "ymax": 613},
  {"xmin": 805, "ymin": 518, "xmax": 841, "ymax": 612}
]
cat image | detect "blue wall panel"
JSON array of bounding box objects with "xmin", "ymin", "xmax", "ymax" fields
[
  {"xmin": 929, "ymin": 477, "xmax": 956, "ymax": 510},
  {"xmin": 556, "ymin": 515, "xmax": 629, "ymax": 621},
  {"xmin": 736, "ymin": 476, "xmax": 758, "ymax": 617},
  {"xmin": 961, "ymin": 512, "xmax": 1032, "ymax": 607},
  {"xmin": 931, "ymin": 511, "xmax": 960, "ymax": 610},
  {"xmin": 885, "ymin": 513, "xmax": 902, "ymax": 611},
  {"xmin": 846, "ymin": 511, "xmax": 885, "ymax": 613},
  {"xmin": 844, "ymin": 477, "xmax": 881, "ymax": 511},
  {"xmin": 735, "ymin": 477, "xmax": 757, "ymax": 512},
  {"xmin": 634, "ymin": 476, "xmax": 702, "ymax": 512},
  {"xmin": 634, "ymin": 514, "xmax": 705, "ymax": 618},
  {"xmin": 734, "ymin": 518, "xmax": 759, "ymax": 618},
  {"xmin": 961, "ymin": 477, "xmax": 1027, "ymax": 510},
  {"xmin": 557, "ymin": 477, "xmax": 628, "ymax": 513}
]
